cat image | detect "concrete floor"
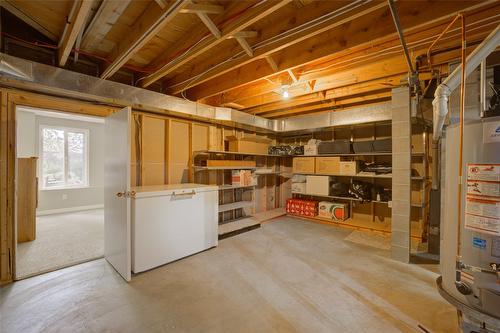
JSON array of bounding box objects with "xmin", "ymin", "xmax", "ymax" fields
[
  {"xmin": 1, "ymin": 217, "xmax": 458, "ymax": 333},
  {"xmin": 16, "ymin": 209, "xmax": 104, "ymax": 278}
]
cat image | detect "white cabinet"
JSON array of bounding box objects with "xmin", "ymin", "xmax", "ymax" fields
[{"xmin": 131, "ymin": 183, "xmax": 218, "ymax": 273}]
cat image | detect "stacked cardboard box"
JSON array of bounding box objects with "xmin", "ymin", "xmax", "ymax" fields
[
  {"xmin": 318, "ymin": 201, "xmax": 349, "ymax": 221},
  {"xmin": 231, "ymin": 170, "xmax": 255, "ymax": 186},
  {"xmin": 286, "ymin": 199, "xmax": 318, "ymax": 217},
  {"xmin": 291, "ymin": 174, "xmax": 307, "ymax": 193}
]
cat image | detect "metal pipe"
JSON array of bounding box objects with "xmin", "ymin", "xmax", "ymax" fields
[
  {"xmin": 387, "ymin": 0, "xmax": 415, "ymax": 74},
  {"xmin": 480, "ymin": 59, "xmax": 487, "ymax": 117},
  {"xmin": 432, "ymin": 23, "xmax": 500, "ymax": 141},
  {"xmin": 456, "ymin": 14, "xmax": 466, "ymax": 259},
  {"xmin": 427, "ymin": 14, "xmax": 461, "ymax": 73}
]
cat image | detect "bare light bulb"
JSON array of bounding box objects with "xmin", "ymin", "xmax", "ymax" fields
[{"xmin": 283, "ymin": 90, "xmax": 289, "ymax": 99}]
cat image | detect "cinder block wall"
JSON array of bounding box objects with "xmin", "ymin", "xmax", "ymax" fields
[{"xmin": 391, "ymin": 87, "xmax": 411, "ymax": 262}]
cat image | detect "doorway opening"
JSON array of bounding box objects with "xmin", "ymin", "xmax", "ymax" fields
[{"xmin": 15, "ymin": 105, "xmax": 105, "ymax": 279}]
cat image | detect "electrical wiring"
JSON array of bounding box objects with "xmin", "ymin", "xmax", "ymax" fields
[
  {"xmin": 170, "ymin": 0, "xmax": 372, "ymax": 92},
  {"xmin": 296, "ymin": 15, "xmax": 500, "ymax": 76}
]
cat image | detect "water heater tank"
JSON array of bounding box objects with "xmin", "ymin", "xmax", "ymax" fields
[{"xmin": 439, "ymin": 116, "xmax": 500, "ymax": 332}]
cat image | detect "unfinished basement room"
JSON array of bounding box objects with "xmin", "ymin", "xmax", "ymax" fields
[{"xmin": 0, "ymin": 1, "xmax": 499, "ymax": 332}]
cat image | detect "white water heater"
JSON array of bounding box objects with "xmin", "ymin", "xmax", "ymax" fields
[{"xmin": 439, "ymin": 116, "xmax": 500, "ymax": 332}]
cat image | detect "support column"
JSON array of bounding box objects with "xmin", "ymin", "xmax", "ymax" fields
[{"xmin": 391, "ymin": 87, "xmax": 411, "ymax": 262}]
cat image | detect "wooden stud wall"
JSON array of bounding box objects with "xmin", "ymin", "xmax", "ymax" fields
[{"xmin": 0, "ymin": 88, "xmax": 119, "ymax": 285}]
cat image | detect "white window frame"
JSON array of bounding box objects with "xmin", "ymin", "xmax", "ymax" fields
[{"xmin": 39, "ymin": 125, "xmax": 90, "ymax": 190}]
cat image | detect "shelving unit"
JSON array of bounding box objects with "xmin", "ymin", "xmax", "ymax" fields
[{"xmin": 192, "ymin": 150, "xmax": 290, "ymax": 237}]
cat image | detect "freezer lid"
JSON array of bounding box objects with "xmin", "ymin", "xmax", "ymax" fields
[{"xmin": 131, "ymin": 183, "xmax": 219, "ymax": 198}]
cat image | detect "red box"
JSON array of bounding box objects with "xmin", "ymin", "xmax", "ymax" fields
[{"xmin": 286, "ymin": 199, "xmax": 318, "ymax": 217}]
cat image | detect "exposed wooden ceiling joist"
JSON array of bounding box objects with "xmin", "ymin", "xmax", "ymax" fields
[
  {"xmin": 245, "ymin": 75, "xmax": 406, "ymax": 115},
  {"xmin": 185, "ymin": 1, "xmax": 497, "ymax": 101},
  {"xmin": 0, "ymin": 0, "xmax": 58, "ymax": 41},
  {"xmin": 165, "ymin": 0, "xmax": 387, "ymax": 95},
  {"xmin": 100, "ymin": 0, "xmax": 190, "ymax": 80},
  {"xmin": 140, "ymin": 0, "xmax": 293, "ymax": 88},
  {"xmin": 179, "ymin": 4, "xmax": 224, "ymax": 15},
  {"xmin": 58, "ymin": 0, "xmax": 93, "ymax": 67},
  {"xmin": 261, "ymin": 90, "xmax": 392, "ymax": 118},
  {"xmin": 202, "ymin": 6, "xmax": 499, "ymax": 108},
  {"xmin": 81, "ymin": 0, "xmax": 132, "ymax": 51}
]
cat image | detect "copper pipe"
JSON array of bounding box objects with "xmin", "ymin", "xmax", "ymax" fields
[
  {"xmin": 427, "ymin": 14, "xmax": 461, "ymax": 72},
  {"xmin": 457, "ymin": 13, "xmax": 466, "ymax": 260}
]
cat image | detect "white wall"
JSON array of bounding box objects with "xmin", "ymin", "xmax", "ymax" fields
[{"xmin": 16, "ymin": 109, "xmax": 104, "ymax": 214}]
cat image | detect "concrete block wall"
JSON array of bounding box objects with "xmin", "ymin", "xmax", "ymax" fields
[{"xmin": 391, "ymin": 87, "xmax": 411, "ymax": 262}]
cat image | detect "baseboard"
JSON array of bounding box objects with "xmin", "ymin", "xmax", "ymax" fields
[{"xmin": 36, "ymin": 204, "xmax": 104, "ymax": 216}]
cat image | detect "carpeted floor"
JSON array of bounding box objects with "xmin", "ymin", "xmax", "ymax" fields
[{"xmin": 16, "ymin": 209, "xmax": 104, "ymax": 279}]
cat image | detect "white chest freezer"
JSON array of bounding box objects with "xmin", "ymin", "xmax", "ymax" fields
[{"xmin": 131, "ymin": 183, "xmax": 218, "ymax": 273}]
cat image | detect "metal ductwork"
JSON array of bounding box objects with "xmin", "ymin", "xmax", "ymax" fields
[
  {"xmin": 432, "ymin": 24, "xmax": 500, "ymax": 140},
  {"xmin": 430, "ymin": 24, "xmax": 500, "ymax": 189},
  {"xmin": 0, "ymin": 52, "xmax": 391, "ymax": 133}
]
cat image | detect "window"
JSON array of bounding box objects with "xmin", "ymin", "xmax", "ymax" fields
[{"xmin": 40, "ymin": 126, "xmax": 89, "ymax": 189}]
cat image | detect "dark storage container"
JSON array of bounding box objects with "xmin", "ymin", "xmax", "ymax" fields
[
  {"xmin": 352, "ymin": 140, "xmax": 374, "ymax": 153},
  {"xmin": 373, "ymin": 138, "xmax": 392, "ymax": 152},
  {"xmin": 318, "ymin": 140, "xmax": 351, "ymax": 154}
]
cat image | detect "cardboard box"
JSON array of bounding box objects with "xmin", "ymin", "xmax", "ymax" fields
[
  {"xmin": 291, "ymin": 183, "xmax": 306, "ymax": 193},
  {"xmin": 227, "ymin": 135, "xmax": 272, "ymax": 154},
  {"xmin": 315, "ymin": 157, "xmax": 340, "ymax": 174},
  {"xmin": 304, "ymin": 144, "xmax": 318, "ymax": 155},
  {"xmin": 293, "ymin": 157, "xmax": 315, "ymax": 173},
  {"xmin": 318, "ymin": 201, "xmax": 349, "ymax": 221},
  {"xmin": 292, "ymin": 174, "xmax": 307, "ymax": 183},
  {"xmin": 232, "ymin": 170, "xmax": 254, "ymax": 186},
  {"xmin": 207, "ymin": 160, "xmax": 256, "ymax": 167},
  {"xmin": 286, "ymin": 199, "xmax": 318, "ymax": 217},
  {"xmin": 339, "ymin": 161, "xmax": 359, "ymax": 175},
  {"xmin": 306, "ymin": 175, "xmax": 331, "ymax": 196}
]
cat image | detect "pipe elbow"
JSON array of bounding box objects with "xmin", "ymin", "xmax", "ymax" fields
[{"xmin": 432, "ymin": 83, "xmax": 451, "ymax": 139}]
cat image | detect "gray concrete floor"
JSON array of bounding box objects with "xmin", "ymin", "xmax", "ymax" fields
[{"xmin": 0, "ymin": 217, "xmax": 458, "ymax": 333}]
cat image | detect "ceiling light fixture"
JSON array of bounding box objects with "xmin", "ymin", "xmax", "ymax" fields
[{"xmin": 282, "ymin": 85, "xmax": 290, "ymax": 99}]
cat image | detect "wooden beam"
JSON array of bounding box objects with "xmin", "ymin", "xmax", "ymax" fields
[
  {"xmin": 0, "ymin": 1, "xmax": 58, "ymax": 41},
  {"xmin": 141, "ymin": 0, "xmax": 292, "ymax": 87},
  {"xmin": 201, "ymin": 9, "xmax": 498, "ymax": 107},
  {"xmin": 81, "ymin": 0, "xmax": 132, "ymax": 51},
  {"xmin": 245, "ymin": 75, "xmax": 405, "ymax": 114},
  {"xmin": 180, "ymin": 4, "xmax": 224, "ymax": 15},
  {"xmin": 235, "ymin": 36, "xmax": 253, "ymax": 57},
  {"xmin": 196, "ymin": 12, "xmax": 221, "ymax": 38},
  {"xmin": 154, "ymin": 0, "xmax": 168, "ymax": 9},
  {"xmin": 230, "ymin": 31, "xmax": 258, "ymax": 39},
  {"xmin": 166, "ymin": 1, "xmax": 388, "ymax": 95},
  {"xmin": 287, "ymin": 69, "xmax": 298, "ymax": 83},
  {"xmin": 262, "ymin": 91, "xmax": 392, "ymax": 118},
  {"xmin": 58, "ymin": 0, "xmax": 93, "ymax": 67},
  {"xmin": 100, "ymin": 0, "xmax": 190, "ymax": 79},
  {"xmin": 265, "ymin": 56, "xmax": 279, "ymax": 72},
  {"xmin": 207, "ymin": 55, "xmax": 411, "ymax": 106},
  {"xmin": 181, "ymin": 1, "xmax": 497, "ymax": 99}
]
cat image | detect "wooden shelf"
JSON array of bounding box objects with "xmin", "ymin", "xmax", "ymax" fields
[
  {"xmin": 193, "ymin": 150, "xmax": 286, "ymax": 157},
  {"xmin": 253, "ymin": 207, "xmax": 286, "ymax": 222},
  {"xmin": 194, "ymin": 166, "xmax": 256, "ymax": 170},
  {"xmin": 218, "ymin": 184, "xmax": 255, "ymax": 190},
  {"xmin": 219, "ymin": 201, "xmax": 253, "ymax": 212},
  {"xmin": 293, "ymin": 172, "xmax": 392, "ymax": 179},
  {"xmin": 218, "ymin": 217, "xmax": 260, "ymax": 235},
  {"xmin": 292, "ymin": 192, "xmax": 389, "ymax": 204},
  {"xmin": 294, "ymin": 152, "xmax": 392, "ymax": 157}
]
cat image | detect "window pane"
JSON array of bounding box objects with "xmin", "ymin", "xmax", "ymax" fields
[
  {"xmin": 42, "ymin": 128, "xmax": 65, "ymax": 188},
  {"xmin": 67, "ymin": 131, "xmax": 86, "ymax": 186}
]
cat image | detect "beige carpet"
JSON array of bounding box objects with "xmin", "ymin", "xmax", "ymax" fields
[{"xmin": 16, "ymin": 209, "xmax": 104, "ymax": 279}]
